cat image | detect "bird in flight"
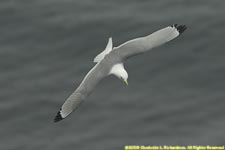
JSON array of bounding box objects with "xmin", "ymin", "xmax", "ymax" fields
[{"xmin": 54, "ymin": 24, "xmax": 187, "ymax": 122}]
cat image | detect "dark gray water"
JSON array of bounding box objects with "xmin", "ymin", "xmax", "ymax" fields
[{"xmin": 1, "ymin": 0, "xmax": 225, "ymax": 149}]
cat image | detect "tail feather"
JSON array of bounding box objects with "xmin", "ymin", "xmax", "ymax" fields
[{"xmin": 93, "ymin": 37, "xmax": 113, "ymax": 63}]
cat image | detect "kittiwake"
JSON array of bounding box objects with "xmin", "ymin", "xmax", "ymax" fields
[{"xmin": 54, "ymin": 24, "xmax": 187, "ymax": 122}]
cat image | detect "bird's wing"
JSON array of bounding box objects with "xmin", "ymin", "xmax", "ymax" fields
[
  {"xmin": 54, "ymin": 64, "xmax": 107, "ymax": 122},
  {"xmin": 112, "ymin": 24, "xmax": 186, "ymax": 60}
]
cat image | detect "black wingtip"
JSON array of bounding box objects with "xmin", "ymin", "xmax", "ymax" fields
[
  {"xmin": 54, "ymin": 111, "xmax": 64, "ymax": 123},
  {"xmin": 175, "ymin": 24, "xmax": 187, "ymax": 34},
  {"xmin": 172, "ymin": 24, "xmax": 178, "ymax": 28}
]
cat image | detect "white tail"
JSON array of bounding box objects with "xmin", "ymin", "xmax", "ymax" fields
[{"xmin": 93, "ymin": 37, "xmax": 113, "ymax": 63}]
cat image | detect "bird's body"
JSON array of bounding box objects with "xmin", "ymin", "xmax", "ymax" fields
[{"xmin": 54, "ymin": 24, "xmax": 187, "ymax": 122}]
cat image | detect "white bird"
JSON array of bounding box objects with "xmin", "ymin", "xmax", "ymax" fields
[{"xmin": 54, "ymin": 24, "xmax": 187, "ymax": 122}]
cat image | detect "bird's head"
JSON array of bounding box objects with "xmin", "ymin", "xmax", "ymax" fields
[
  {"xmin": 110, "ymin": 63, "xmax": 128, "ymax": 85},
  {"xmin": 117, "ymin": 69, "xmax": 128, "ymax": 85}
]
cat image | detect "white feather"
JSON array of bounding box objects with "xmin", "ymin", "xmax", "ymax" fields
[{"xmin": 93, "ymin": 37, "xmax": 113, "ymax": 63}]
